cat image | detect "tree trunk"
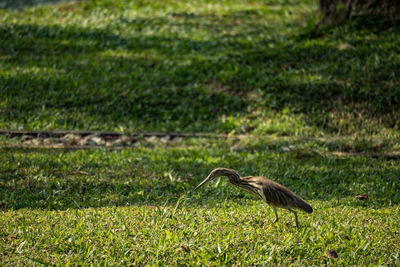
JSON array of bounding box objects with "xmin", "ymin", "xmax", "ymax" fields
[{"xmin": 318, "ymin": 0, "xmax": 400, "ymax": 27}]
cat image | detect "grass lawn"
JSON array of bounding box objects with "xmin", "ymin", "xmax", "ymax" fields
[
  {"xmin": 1, "ymin": 137, "xmax": 400, "ymax": 265},
  {"xmin": 1, "ymin": 0, "xmax": 400, "ymax": 265}
]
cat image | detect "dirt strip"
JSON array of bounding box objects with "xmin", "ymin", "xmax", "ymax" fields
[
  {"xmin": 0, "ymin": 130, "xmax": 227, "ymax": 139},
  {"xmin": 0, "ymin": 129, "xmax": 227, "ymax": 148},
  {"xmin": 1, "ymin": 130, "xmax": 400, "ymax": 159},
  {"xmin": 329, "ymin": 151, "xmax": 400, "ymax": 160}
]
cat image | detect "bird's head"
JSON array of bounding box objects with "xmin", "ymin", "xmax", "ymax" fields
[{"xmin": 195, "ymin": 168, "xmax": 239, "ymax": 190}]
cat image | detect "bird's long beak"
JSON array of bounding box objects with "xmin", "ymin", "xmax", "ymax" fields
[{"xmin": 194, "ymin": 174, "xmax": 214, "ymax": 190}]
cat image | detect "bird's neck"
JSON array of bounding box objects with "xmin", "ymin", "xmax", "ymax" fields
[
  {"xmin": 225, "ymin": 171, "xmax": 259, "ymax": 196},
  {"xmin": 225, "ymin": 171, "xmax": 241, "ymax": 184}
]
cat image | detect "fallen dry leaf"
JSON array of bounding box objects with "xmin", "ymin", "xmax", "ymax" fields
[
  {"xmin": 7, "ymin": 235, "xmax": 16, "ymax": 242},
  {"xmin": 338, "ymin": 43, "xmax": 354, "ymax": 51},
  {"xmin": 355, "ymin": 194, "xmax": 369, "ymax": 200},
  {"xmin": 326, "ymin": 250, "xmax": 338, "ymax": 259},
  {"xmin": 70, "ymin": 170, "xmax": 88, "ymax": 175},
  {"xmin": 181, "ymin": 244, "xmax": 190, "ymax": 253}
]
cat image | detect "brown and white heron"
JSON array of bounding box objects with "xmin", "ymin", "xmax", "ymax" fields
[{"xmin": 195, "ymin": 168, "xmax": 313, "ymax": 227}]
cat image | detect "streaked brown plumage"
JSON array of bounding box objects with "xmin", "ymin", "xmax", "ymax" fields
[{"xmin": 195, "ymin": 168, "xmax": 313, "ymax": 227}]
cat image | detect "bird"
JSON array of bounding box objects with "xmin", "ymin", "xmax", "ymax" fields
[{"xmin": 195, "ymin": 167, "xmax": 313, "ymax": 227}]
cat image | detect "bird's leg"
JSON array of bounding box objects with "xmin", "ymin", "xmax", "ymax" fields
[
  {"xmin": 288, "ymin": 208, "xmax": 299, "ymax": 228},
  {"xmin": 272, "ymin": 207, "xmax": 279, "ymax": 223}
]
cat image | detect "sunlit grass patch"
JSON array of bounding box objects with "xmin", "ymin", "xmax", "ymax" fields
[{"xmin": 1, "ymin": 198, "xmax": 398, "ymax": 265}]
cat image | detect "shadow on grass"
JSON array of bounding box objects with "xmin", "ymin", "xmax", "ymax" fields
[
  {"xmin": 0, "ymin": 23, "xmax": 247, "ymax": 132},
  {"xmin": 0, "ymin": 0, "xmax": 73, "ymax": 9},
  {"xmin": 1, "ymin": 13, "xmax": 400, "ymax": 132},
  {"xmin": 1, "ymin": 145, "xmax": 398, "ymax": 211}
]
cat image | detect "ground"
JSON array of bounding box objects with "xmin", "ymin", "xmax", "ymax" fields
[{"xmin": 0, "ymin": 0, "xmax": 400, "ymax": 265}]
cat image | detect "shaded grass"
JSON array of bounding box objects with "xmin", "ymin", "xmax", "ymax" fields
[
  {"xmin": 1, "ymin": 136, "xmax": 399, "ymax": 210},
  {"xmin": 0, "ymin": 0, "xmax": 399, "ymax": 136}
]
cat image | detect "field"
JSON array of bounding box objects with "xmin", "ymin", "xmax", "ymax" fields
[{"xmin": 1, "ymin": 0, "xmax": 400, "ymax": 265}]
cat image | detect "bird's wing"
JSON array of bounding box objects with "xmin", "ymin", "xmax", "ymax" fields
[
  {"xmin": 261, "ymin": 181, "xmax": 293, "ymax": 207},
  {"xmin": 241, "ymin": 176, "xmax": 313, "ymax": 213},
  {"xmin": 260, "ymin": 178, "xmax": 313, "ymax": 212}
]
